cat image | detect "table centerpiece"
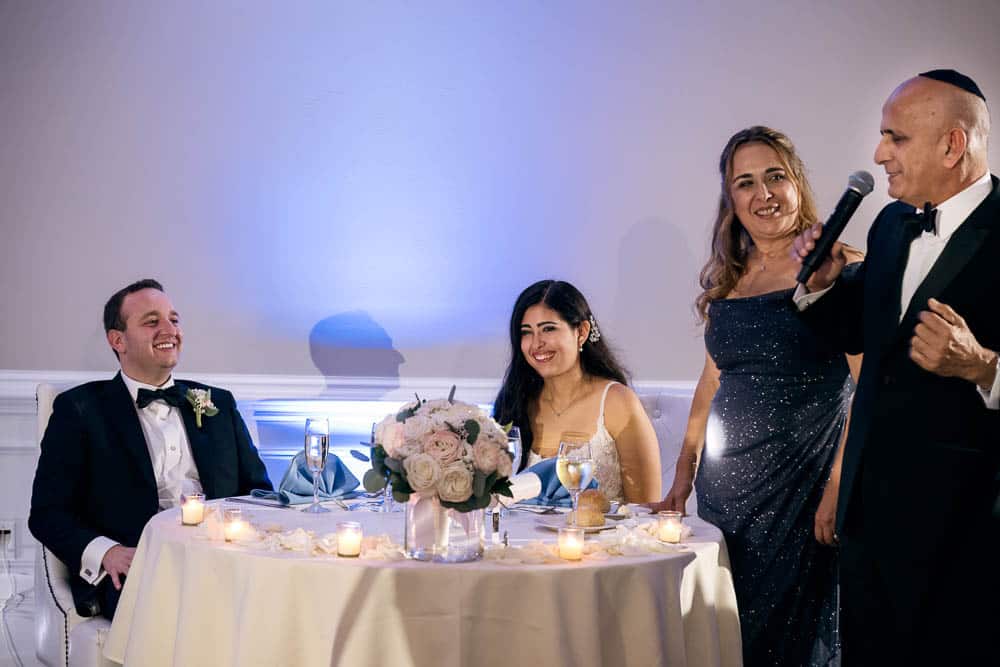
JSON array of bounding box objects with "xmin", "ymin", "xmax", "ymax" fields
[{"xmin": 364, "ymin": 389, "xmax": 513, "ymax": 562}]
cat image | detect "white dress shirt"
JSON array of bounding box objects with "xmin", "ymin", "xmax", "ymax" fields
[
  {"xmin": 79, "ymin": 372, "xmax": 204, "ymax": 585},
  {"xmin": 794, "ymin": 172, "xmax": 999, "ymax": 409}
]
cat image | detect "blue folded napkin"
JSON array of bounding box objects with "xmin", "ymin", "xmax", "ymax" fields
[
  {"xmin": 251, "ymin": 452, "xmax": 360, "ymax": 505},
  {"xmin": 517, "ymin": 457, "xmax": 598, "ymax": 507}
]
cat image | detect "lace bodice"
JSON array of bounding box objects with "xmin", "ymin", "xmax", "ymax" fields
[{"xmin": 527, "ymin": 381, "xmax": 623, "ymax": 503}]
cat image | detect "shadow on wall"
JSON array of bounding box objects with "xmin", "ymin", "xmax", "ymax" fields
[
  {"xmin": 309, "ymin": 310, "xmax": 405, "ymax": 392},
  {"xmin": 254, "ymin": 311, "xmax": 406, "ymax": 484},
  {"xmin": 614, "ymin": 217, "xmax": 700, "ymax": 379}
]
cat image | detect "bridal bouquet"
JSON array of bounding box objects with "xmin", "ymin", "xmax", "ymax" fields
[{"xmin": 364, "ymin": 391, "xmax": 514, "ymax": 512}]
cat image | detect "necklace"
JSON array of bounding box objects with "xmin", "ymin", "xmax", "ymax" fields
[
  {"xmin": 543, "ymin": 384, "xmax": 589, "ymax": 417},
  {"xmin": 751, "ymin": 242, "xmax": 792, "ymax": 272}
]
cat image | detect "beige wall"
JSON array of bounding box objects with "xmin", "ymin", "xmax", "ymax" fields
[{"xmin": 3, "ymin": 1, "xmax": 1000, "ymax": 382}]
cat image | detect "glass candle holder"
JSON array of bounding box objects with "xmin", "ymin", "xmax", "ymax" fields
[
  {"xmin": 180, "ymin": 493, "xmax": 205, "ymax": 526},
  {"xmin": 336, "ymin": 521, "xmax": 363, "ymax": 557},
  {"xmin": 223, "ymin": 508, "xmax": 245, "ymax": 543},
  {"xmin": 558, "ymin": 527, "xmax": 584, "ymax": 561},
  {"xmin": 657, "ymin": 511, "xmax": 683, "ymax": 543}
]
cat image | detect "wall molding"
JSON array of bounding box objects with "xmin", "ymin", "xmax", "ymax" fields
[{"xmin": 0, "ymin": 369, "xmax": 696, "ymax": 415}]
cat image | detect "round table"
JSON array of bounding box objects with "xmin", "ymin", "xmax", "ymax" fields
[{"xmin": 104, "ymin": 501, "xmax": 741, "ymax": 667}]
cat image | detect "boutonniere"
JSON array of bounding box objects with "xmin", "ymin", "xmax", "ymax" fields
[{"xmin": 185, "ymin": 388, "xmax": 219, "ymax": 428}]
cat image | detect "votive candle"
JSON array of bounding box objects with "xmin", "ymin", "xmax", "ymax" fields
[
  {"xmin": 337, "ymin": 521, "xmax": 363, "ymax": 557},
  {"xmin": 657, "ymin": 511, "xmax": 683, "ymax": 543},
  {"xmin": 223, "ymin": 508, "xmax": 245, "ymax": 542},
  {"xmin": 180, "ymin": 494, "xmax": 205, "ymax": 526},
  {"xmin": 558, "ymin": 527, "xmax": 584, "ymax": 561}
]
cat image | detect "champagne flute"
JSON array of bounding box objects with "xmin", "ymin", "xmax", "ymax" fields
[
  {"xmin": 556, "ymin": 433, "xmax": 594, "ymax": 527},
  {"xmin": 303, "ymin": 417, "xmax": 330, "ymax": 514}
]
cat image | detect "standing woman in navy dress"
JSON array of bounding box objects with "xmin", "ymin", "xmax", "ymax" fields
[{"xmin": 651, "ymin": 126, "xmax": 862, "ymax": 666}]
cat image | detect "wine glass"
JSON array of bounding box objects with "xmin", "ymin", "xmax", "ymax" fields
[
  {"xmin": 497, "ymin": 426, "xmax": 522, "ymax": 524},
  {"xmin": 506, "ymin": 426, "xmax": 522, "ymax": 473},
  {"xmin": 303, "ymin": 417, "xmax": 330, "ymax": 514},
  {"xmin": 556, "ymin": 433, "xmax": 594, "ymax": 527}
]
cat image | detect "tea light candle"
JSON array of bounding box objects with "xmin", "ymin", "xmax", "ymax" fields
[
  {"xmin": 180, "ymin": 494, "xmax": 205, "ymax": 526},
  {"xmin": 336, "ymin": 521, "xmax": 363, "ymax": 557},
  {"xmin": 223, "ymin": 508, "xmax": 245, "ymax": 542},
  {"xmin": 558, "ymin": 527, "xmax": 584, "ymax": 561},
  {"xmin": 657, "ymin": 511, "xmax": 683, "ymax": 543}
]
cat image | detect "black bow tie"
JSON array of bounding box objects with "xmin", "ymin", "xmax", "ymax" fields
[
  {"xmin": 904, "ymin": 201, "xmax": 938, "ymax": 236},
  {"xmin": 136, "ymin": 385, "xmax": 186, "ymax": 409}
]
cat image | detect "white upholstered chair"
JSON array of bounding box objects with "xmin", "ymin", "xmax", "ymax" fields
[
  {"xmin": 34, "ymin": 383, "xmax": 117, "ymax": 667},
  {"xmin": 638, "ymin": 388, "xmax": 698, "ymax": 512}
]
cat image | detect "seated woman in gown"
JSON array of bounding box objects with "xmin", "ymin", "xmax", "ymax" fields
[
  {"xmin": 493, "ymin": 280, "xmax": 661, "ymax": 504},
  {"xmin": 650, "ymin": 126, "xmax": 862, "ymax": 666}
]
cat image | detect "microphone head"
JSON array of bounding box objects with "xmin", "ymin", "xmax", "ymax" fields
[{"xmin": 848, "ymin": 170, "xmax": 875, "ymax": 196}]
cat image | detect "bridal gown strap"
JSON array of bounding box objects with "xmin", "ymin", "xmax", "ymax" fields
[{"xmin": 526, "ymin": 381, "xmax": 624, "ymax": 503}]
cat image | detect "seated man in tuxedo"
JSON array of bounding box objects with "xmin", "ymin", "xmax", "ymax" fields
[{"xmin": 29, "ymin": 278, "xmax": 273, "ymax": 619}]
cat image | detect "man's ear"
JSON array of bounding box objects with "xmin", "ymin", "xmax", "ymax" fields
[
  {"xmin": 107, "ymin": 329, "xmax": 125, "ymax": 355},
  {"xmin": 942, "ymin": 128, "xmax": 968, "ymax": 168}
]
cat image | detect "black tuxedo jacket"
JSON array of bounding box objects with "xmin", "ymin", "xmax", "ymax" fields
[
  {"xmin": 803, "ymin": 176, "xmax": 1000, "ymax": 556},
  {"xmin": 28, "ymin": 373, "xmax": 272, "ymax": 610}
]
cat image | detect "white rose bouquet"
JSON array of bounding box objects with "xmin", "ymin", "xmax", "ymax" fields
[{"xmin": 364, "ymin": 388, "xmax": 514, "ymax": 512}]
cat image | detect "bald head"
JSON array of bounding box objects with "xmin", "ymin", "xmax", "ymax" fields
[
  {"xmin": 899, "ymin": 76, "xmax": 989, "ymax": 158},
  {"xmin": 874, "ymin": 75, "xmax": 990, "ymax": 205}
]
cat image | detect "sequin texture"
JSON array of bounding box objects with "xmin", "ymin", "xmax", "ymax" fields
[{"xmin": 696, "ymin": 284, "xmax": 854, "ymax": 666}]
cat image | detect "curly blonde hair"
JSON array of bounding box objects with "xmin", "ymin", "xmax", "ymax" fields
[{"xmin": 695, "ymin": 126, "xmax": 820, "ymax": 321}]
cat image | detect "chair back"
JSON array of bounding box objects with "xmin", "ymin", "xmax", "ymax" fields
[{"xmin": 33, "ymin": 383, "xmax": 116, "ymax": 667}]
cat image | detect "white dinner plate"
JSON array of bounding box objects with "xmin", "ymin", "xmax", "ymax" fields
[{"xmin": 534, "ymin": 515, "xmax": 617, "ymax": 533}]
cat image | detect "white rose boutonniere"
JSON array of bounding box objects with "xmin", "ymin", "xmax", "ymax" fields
[{"xmin": 185, "ymin": 388, "xmax": 219, "ymax": 428}]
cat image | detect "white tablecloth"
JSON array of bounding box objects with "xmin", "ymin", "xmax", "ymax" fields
[{"xmin": 105, "ymin": 502, "xmax": 741, "ymax": 667}]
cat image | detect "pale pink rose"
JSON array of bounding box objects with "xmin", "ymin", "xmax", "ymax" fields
[
  {"xmin": 395, "ymin": 438, "xmax": 423, "ymax": 460},
  {"xmin": 472, "ymin": 439, "xmax": 502, "ymax": 474},
  {"xmin": 402, "ymin": 415, "xmax": 433, "ymax": 443},
  {"xmin": 403, "ymin": 453, "xmax": 442, "ymax": 493},
  {"xmin": 421, "ymin": 430, "xmax": 464, "ymax": 464},
  {"xmin": 495, "ymin": 451, "xmax": 513, "ymax": 478},
  {"xmin": 379, "ymin": 422, "xmax": 405, "ymax": 458},
  {"xmin": 437, "ymin": 462, "xmax": 474, "ymax": 502}
]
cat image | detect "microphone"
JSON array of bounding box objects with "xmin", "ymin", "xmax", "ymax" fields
[{"xmin": 796, "ymin": 170, "xmax": 875, "ymax": 284}]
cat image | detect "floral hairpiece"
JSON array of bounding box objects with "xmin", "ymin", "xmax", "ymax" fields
[{"xmin": 588, "ymin": 315, "xmax": 601, "ymax": 344}]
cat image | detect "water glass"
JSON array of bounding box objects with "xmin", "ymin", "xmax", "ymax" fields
[{"xmin": 556, "ymin": 433, "xmax": 594, "ymax": 528}]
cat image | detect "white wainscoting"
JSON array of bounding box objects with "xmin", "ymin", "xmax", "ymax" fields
[{"xmin": 0, "ymin": 369, "xmax": 696, "ymax": 568}]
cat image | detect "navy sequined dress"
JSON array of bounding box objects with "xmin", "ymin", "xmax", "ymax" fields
[{"xmin": 696, "ymin": 281, "xmax": 855, "ymax": 667}]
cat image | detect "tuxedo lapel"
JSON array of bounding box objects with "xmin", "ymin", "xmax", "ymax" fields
[
  {"xmin": 103, "ymin": 373, "xmax": 158, "ymax": 494},
  {"xmin": 895, "ymin": 180, "xmax": 999, "ymax": 342},
  {"xmin": 175, "ymin": 382, "xmax": 215, "ymax": 497},
  {"xmin": 869, "ymin": 213, "xmax": 917, "ymax": 353}
]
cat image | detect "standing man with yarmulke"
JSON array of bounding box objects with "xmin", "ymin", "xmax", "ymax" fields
[
  {"xmin": 791, "ymin": 70, "xmax": 1000, "ymax": 664},
  {"xmin": 29, "ymin": 279, "xmax": 272, "ymax": 620}
]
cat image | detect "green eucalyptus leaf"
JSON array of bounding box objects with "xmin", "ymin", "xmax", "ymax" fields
[
  {"xmin": 363, "ymin": 469, "xmax": 388, "ymax": 493},
  {"xmin": 383, "ymin": 456, "xmax": 403, "ymax": 474},
  {"xmin": 464, "ymin": 419, "xmax": 480, "ymax": 444},
  {"xmin": 390, "ymin": 471, "xmax": 413, "ymax": 494},
  {"xmin": 392, "ymin": 489, "xmax": 411, "ymax": 504}
]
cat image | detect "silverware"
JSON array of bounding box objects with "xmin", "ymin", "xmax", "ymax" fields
[
  {"xmin": 224, "ymin": 497, "xmax": 293, "ymax": 510},
  {"xmin": 510, "ymin": 505, "xmax": 560, "ymax": 515}
]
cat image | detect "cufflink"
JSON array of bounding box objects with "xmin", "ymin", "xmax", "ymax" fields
[{"xmin": 83, "ymin": 568, "xmax": 92, "ymax": 577}]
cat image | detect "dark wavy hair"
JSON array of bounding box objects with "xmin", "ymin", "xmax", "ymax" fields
[
  {"xmin": 493, "ymin": 280, "xmax": 629, "ymax": 471},
  {"xmin": 696, "ymin": 126, "xmax": 819, "ymax": 321},
  {"xmin": 103, "ymin": 278, "xmax": 165, "ymax": 360}
]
